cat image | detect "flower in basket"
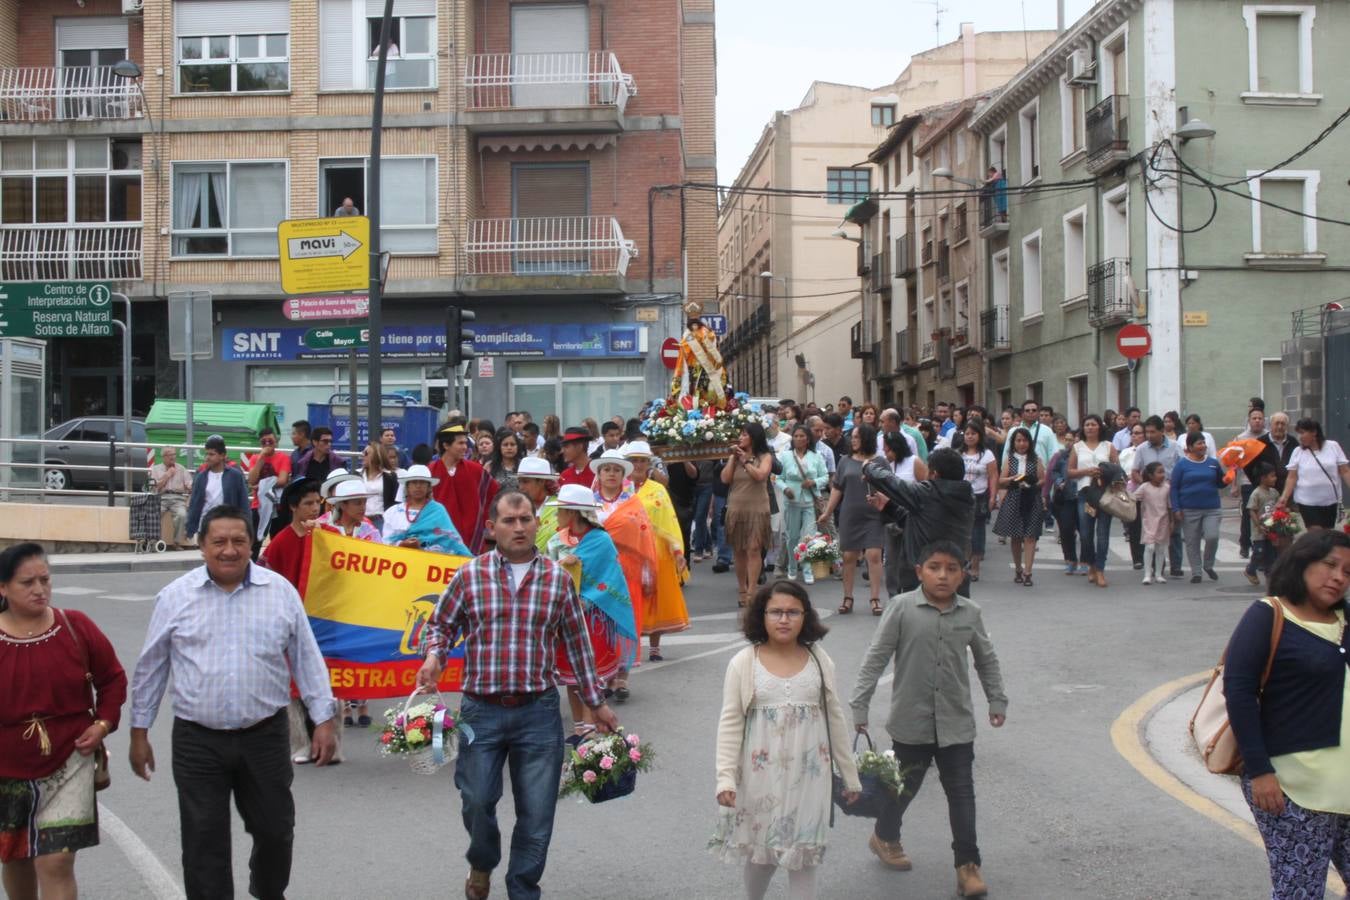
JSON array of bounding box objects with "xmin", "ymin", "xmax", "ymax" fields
[
  {"xmin": 376, "ymin": 698, "xmax": 470, "ymax": 758},
  {"xmin": 559, "ymin": 728, "xmax": 655, "ymax": 803},
  {"xmin": 1263, "ymin": 508, "xmax": 1304, "ymax": 540},
  {"xmin": 793, "ymin": 534, "xmax": 841, "ymax": 565},
  {"xmin": 856, "ymin": 747, "xmax": 906, "ymax": 796}
]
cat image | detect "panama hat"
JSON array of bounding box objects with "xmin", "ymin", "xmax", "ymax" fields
[
  {"xmin": 517, "ymin": 457, "xmax": 560, "ymax": 481},
  {"xmin": 589, "ymin": 448, "xmax": 634, "ymax": 477},
  {"xmin": 397, "ymin": 464, "xmax": 440, "ymax": 486},
  {"xmin": 554, "ymin": 483, "xmax": 601, "ymax": 511},
  {"xmin": 319, "ymin": 469, "xmax": 360, "ymax": 499},
  {"xmin": 330, "ymin": 479, "xmax": 375, "ymax": 502},
  {"xmin": 561, "ymin": 426, "xmax": 592, "ymax": 444},
  {"xmin": 621, "ymin": 440, "xmax": 654, "ymax": 459}
]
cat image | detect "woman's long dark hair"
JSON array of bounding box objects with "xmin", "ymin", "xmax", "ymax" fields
[
  {"xmin": 852, "ymin": 423, "xmax": 878, "ymax": 457},
  {"xmin": 0, "ymin": 542, "xmax": 46, "ymax": 612},
  {"xmin": 1007, "ymin": 427, "xmax": 1040, "ymax": 517},
  {"xmin": 883, "ymin": 430, "xmax": 912, "ymax": 463},
  {"xmin": 790, "ymin": 424, "xmax": 816, "ymax": 453},
  {"xmin": 741, "ymin": 580, "xmax": 829, "ymax": 646},
  {"xmin": 488, "ymin": 428, "xmax": 522, "ymax": 476},
  {"xmin": 742, "ymin": 422, "xmax": 772, "ymax": 458}
]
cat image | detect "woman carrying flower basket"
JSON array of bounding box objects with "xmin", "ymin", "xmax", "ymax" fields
[
  {"xmin": 543, "ymin": 484, "xmax": 638, "ymax": 741},
  {"xmin": 711, "ymin": 581, "xmax": 860, "ymax": 900},
  {"xmin": 777, "ymin": 425, "xmax": 829, "ymax": 584}
]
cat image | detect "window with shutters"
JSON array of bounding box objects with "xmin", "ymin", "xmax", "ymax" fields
[
  {"xmin": 1242, "ymin": 6, "xmax": 1319, "ymax": 103},
  {"xmin": 512, "ymin": 163, "xmax": 590, "ymax": 273},
  {"xmin": 175, "ymin": 1, "xmax": 290, "ymax": 93}
]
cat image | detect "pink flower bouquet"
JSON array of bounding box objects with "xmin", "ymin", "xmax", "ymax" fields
[{"xmin": 559, "ymin": 730, "xmax": 656, "ymax": 804}]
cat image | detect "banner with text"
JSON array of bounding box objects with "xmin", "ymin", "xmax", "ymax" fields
[{"xmin": 301, "ymin": 529, "xmax": 470, "ymax": 699}]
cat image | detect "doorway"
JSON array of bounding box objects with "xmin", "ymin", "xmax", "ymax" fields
[{"xmin": 322, "ymin": 161, "xmax": 366, "ymax": 218}]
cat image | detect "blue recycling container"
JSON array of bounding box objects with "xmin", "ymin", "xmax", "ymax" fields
[{"xmin": 306, "ymin": 394, "xmax": 440, "ymax": 451}]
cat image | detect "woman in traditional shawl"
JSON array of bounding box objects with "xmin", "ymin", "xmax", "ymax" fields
[
  {"xmin": 591, "ymin": 449, "xmax": 657, "ymax": 701},
  {"xmin": 623, "ymin": 441, "xmax": 690, "ymax": 661},
  {"xmin": 544, "ymin": 484, "xmax": 637, "ymax": 741},
  {"xmin": 381, "ymin": 465, "xmax": 473, "ymax": 556}
]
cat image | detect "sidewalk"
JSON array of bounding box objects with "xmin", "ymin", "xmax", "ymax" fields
[{"xmin": 47, "ymin": 548, "xmax": 201, "ymax": 575}]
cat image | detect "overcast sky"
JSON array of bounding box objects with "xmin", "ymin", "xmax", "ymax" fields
[{"xmin": 715, "ymin": 0, "xmax": 1097, "ymax": 184}]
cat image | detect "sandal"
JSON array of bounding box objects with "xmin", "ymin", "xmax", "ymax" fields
[
  {"xmin": 1014, "ymin": 570, "xmax": 1024, "ymax": 584},
  {"xmin": 838, "ymin": 596, "xmax": 854, "ymax": 614},
  {"xmin": 738, "ymin": 591, "xmax": 748, "ymax": 608},
  {"xmin": 870, "ymin": 598, "xmax": 882, "ymax": 616},
  {"xmin": 1022, "ymin": 575, "xmax": 1033, "ymax": 587},
  {"xmin": 649, "ymin": 649, "xmax": 664, "ymax": 662}
]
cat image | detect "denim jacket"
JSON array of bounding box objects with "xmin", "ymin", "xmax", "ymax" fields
[{"xmin": 1048, "ymin": 448, "xmax": 1077, "ymax": 504}]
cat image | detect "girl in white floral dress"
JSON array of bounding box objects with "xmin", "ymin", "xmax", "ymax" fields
[{"xmin": 711, "ymin": 580, "xmax": 860, "ymax": 899}]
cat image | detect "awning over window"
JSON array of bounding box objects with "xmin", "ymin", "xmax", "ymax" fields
[{"xmin": 477, "ymin": 134, "xmax": 618, "ymax": 154}]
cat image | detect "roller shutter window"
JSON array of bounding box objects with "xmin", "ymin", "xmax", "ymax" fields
[
  {"xmin": 510, "ymin": 4, "xmax": 587, "ymax": 107},
  {"xmin": 175, "ymin": 0, "xmax": 290, "ymax": 93},
  {"xmin": 320, "ymin": 0, "xmax": 355, "ymax": 90},
  {"xmin": 512, "ymin": 164, "xmax": 588, "ymax": 273}
]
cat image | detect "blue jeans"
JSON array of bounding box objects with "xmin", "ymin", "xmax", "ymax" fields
[
  {"xmin": 691, "ymin": 484, "xmax": 714, "ymax": 555},
  {"xmin": 1246, "ymin": 538, "xmax": 1275, "ymax": 576},
  {"xmin": 1077, "ymin": 495, "xmax": 1112, "ymax": 571},
  {"xmin": 454, "ymin": 691, "xmax": 564, "ymax": 900},
  {"xmin": 711, "ymin": 494, "xmax": 732, "ymax": 564},
  {"xmin": 781, "ymin": 503, "xmax": 816, "ymax": 577}
]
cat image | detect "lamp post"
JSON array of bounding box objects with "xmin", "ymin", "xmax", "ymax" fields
[{"xmin": 932, "ymin": 167, "xmax": 982, "ymax": 189}]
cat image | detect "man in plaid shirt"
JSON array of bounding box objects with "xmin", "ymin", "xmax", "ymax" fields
[{"xmin": 418, "ymin": 490, "xmax": 619, "ymax": 900}]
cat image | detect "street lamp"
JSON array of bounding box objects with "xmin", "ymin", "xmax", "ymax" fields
[
  {"xmin": 1175, "ymin": 118, "xmax": 1217, "ymax": 144},
  {"xmin": 110, "ymin": 60, "xmax": 159, "ymax": 173},
  {"xmin": 932, "ymin": 167, "xmax": 982, "ymax": 189}
]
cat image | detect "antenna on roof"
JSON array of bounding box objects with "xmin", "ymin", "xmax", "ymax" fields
[{"xmin": 914, "ymin": 0, "xmax": 948, "ymax": 46}]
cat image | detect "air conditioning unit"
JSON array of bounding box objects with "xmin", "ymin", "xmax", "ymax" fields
[
  {"xmin": 121, "ymin": 0, "xmax": 143, "ymax": 14},
  {"xmin": 1067, "ymin": 47, "xmax": 1097, "ymax": 86}
]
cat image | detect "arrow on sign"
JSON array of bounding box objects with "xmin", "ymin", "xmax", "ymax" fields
[{"xmin": 287, "ymin": 231, "xmax": 364, "ymax": 261}]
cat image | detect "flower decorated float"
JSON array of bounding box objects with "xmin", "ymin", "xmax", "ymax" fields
[{"xmin": 640, "ymin": 301, "xmax": 764, "ymax": 462}]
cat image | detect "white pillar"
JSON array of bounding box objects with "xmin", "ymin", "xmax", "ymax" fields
[{"xmin": 1143, "ymin": 0, "xmax": 1182, "ymax": 413}]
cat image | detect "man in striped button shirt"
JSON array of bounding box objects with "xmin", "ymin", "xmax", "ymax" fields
[
  {"xmin": 128, "ymin": 505, "xmax": 338, "ymax": 900},
  {"xmin": 418, "ymin": 490, "xmax": 618, "ymax": 900}
]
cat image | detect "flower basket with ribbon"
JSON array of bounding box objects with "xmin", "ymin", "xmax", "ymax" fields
[
  {"xmin": 559, "ymin": 729, "xmax": 654, "ymax": 804},
  {"xmin": 832, "ymin": 732, "xmax": 905, "ymax": 819},
  {"xmin": 377, "ymin": 689, "xmax": 473, "ymax": 776}
]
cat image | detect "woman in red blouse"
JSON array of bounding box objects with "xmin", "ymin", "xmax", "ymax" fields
[{"xmin": 0, "ymin": 542, "xmax": 126, "ymax": 898}]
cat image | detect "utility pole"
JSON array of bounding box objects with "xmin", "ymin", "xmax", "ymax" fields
[{"xmin": 366, "ymin": 0, "xmax": 394, "ymax": 439}]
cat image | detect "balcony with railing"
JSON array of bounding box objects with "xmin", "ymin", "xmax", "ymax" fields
[
  {"xmin": 463, "ymin": 52, "xmax": 635, "ymax": 133},
  {"xmin": 462, "ymin": 216, "xmax": 637, "ymax": 293},
  {"xmin": 870, "ymin": 248, "xmax": 890, "ymax": 292},
  {"xmin": 978, "ymin": 190, "xmax": 1008, "ymax": 237},
  {"xmin": 980, "ymin": 305, "xmax": 1011, "ymax": 355},
  {"xmin": 921, "ymin": 239, "xmax": 933, "ymax": 266},
  {"xmin": 1087, "ymin": 257, "xmax": 1133, "ymax": 326},
  {"xmin": 894, "ymin": 236, "xmax": 915, "ymax": 276},
  {"xmin": 1086, "ymin": 95, "xmax": 1130, "ymax": 174},
  {"xmin": 0, "ymin": 225, "xmax": 141, "ymax": 281},
  {"xmin": 920, "ymin": 339, "xmax": 936, "ymax": 361},
  {"xmin": 953, "ymin": 325, "xmax": 970, "ymax": 349},
  {"xmin": 936, "ymin": 240, "xmax": 950, "ymax": 284},
  {"xmin": 0, "ymin": 67, "xmax": 144, "ymax": 124}
]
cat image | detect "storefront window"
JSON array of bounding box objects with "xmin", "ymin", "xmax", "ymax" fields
[
  {"xmin": 249, "ymin": 363, "xmax": 424, "ymax": 444},
  {"xmin": 509, "ymin": 360, "xmax": 645, "ymax": 425}
]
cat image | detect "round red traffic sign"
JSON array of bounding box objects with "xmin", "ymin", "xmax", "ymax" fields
[
  {"xmin": 660, "ymin": 337, "xmax": 681, "ymax": 370},
  {"xmin": 1116, "ymin": 324, "xmax": 1151, "ymax": 360}
]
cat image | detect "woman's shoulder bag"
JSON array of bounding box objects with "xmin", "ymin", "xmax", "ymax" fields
[
  {"xmin": 56, "ymin": 609, "xmax": 111, "ymax": 791},
  {"xmin": 1188, "ymin": 599, "xmax": 1286, "ymax": 775}
]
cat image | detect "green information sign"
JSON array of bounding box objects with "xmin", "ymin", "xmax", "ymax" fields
[
  {"xmin": 0, "ymin": 282, "xmax": 113, "ymax": 338},
  {"xmin": 303, "ymin": 326, "xmax": 369, "ymax": 350}
]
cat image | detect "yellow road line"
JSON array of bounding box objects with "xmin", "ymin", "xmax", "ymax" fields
[{"xmin": 1111, "ymin": 672, "xmax": 1346, "ymax": 897}]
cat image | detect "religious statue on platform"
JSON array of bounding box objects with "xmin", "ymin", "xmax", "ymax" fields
[{"xmin": 670, "ymin": 302, "xmax": 727, "ymax": 410}]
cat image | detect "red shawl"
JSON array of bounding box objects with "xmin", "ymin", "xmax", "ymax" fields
[{"xmin": 429, "ymin": 457, "xmax": 498, "ymax": 553}]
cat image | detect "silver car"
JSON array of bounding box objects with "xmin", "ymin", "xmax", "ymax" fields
[{"xmin": 42, "ymin": 417, "xmax": 148, "ymax": 492}]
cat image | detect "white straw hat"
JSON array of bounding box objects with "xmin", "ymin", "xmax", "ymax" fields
[
  {"xmin": 621, "ymin": 440, "xmax": 654, "ymax": 459},
  {"xmin": 330, "ymin": 479, "xmax": 375, "ymax": 502},
  {"xmin": 517, "ymin": 457, "xmax": 560, "ymax": 481},
  {"xmin": 589, "ymin": 448, "xmax": 634, "ymax": 477},
  {"xmin": 555, "ymin": 483, "xmax": 601, "ymax": 511},
  {"xmin": 320, "ymin": 470, "xmax": 360, "ymax": 498},
  {"xmin": 397, "ymin": 463, "xmax": 440, "ymax": 486}
]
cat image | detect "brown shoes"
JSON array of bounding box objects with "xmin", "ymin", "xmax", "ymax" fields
[
  {"xmin": 465, "ymin": 869, "xmax": 490, "ymax": 900},
  {"xmin": 957, "ymin": 862, "xmax": 988, "ymax": 897},
  {"xmin": 868, "ymin": 833, "xmax": 913, "ymax": 870}
]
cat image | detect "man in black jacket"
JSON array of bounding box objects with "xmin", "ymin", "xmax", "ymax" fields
[{"xmin": 863, "ymin": 448, "xmax": 975, "ymax": 598}]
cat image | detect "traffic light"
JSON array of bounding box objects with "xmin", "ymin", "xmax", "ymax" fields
[{"xmin": 446, "ymin": 307, "xmax": 477, "ymax": 368}]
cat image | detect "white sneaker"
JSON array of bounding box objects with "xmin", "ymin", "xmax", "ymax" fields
[
  {"xmin": 1155, "ymin": 572, "xmax": 1166, "ymax": 583},
  {"xmin": 803, "ymin": 568, "xmax": 815, "ymax": 585},
  {"xmin": 1142, "ymin": 574, "xmax": 1153, "ymax": 585}
]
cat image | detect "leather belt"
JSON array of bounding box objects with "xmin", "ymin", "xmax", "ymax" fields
[{"xmin": 465, "ymin": 691, "xmax": 549, "ymax": 708}]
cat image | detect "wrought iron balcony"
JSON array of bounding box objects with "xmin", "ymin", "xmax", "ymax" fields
[
  {"xmin": 921, "ymin": 239, "xmax": 933, "ymax": 266},
  {"xmin": 0, "ymin": 67, "xmax": 144, "ymax": 122},
  {"xmin": 0, "ymin": 224, "xmax": 141, "ymax": 281},
  {"xmin": 920, "ymin": 339, "xmax": 936, "ymax": 360},
  {"xmin": 463, "ymin": 52, "xmax": 634, "ymax": 132},
  {"xmin": 1086, "ymin": 95, "xmax": 1130, "ymax": 174},
  {"xmin": 978, "ymin": 191, "xmax": 1008, "ymax": 237},
  {"xmin": 980, "ymin": 305, "xmax": 1010, "ymax": 355},
  {"xmin": 1087, "ymin": 257, "xmax": 1133, "ymax": 327},
  {"xmin": 463, "ymin": 216, "xmax": 636, "ymax": 280}
]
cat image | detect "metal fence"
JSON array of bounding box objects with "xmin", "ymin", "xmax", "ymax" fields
[
  {"xmin": 464, "ymin": 52, "xmax": 634, "ymax": 111},
  {"xmin": 0, "ymin": 66, "xmax": 144, "ymax": 121},
  {"xmin": 0, "ymin": 224, "xmax": 142, "ymax": 282},
  {"xmin": 463, "ymin": 216, "xmax": 637, "ymax": 277}
]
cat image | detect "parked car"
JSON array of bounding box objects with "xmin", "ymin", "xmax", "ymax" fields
[{"xmin": 42, "ymin": 417, "xmax": 148, "ymax": 492}]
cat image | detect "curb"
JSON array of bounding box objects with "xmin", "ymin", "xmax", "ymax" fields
[{"xmin": 48, "ymin": 555, "xmax": 201, "ymax": 576}]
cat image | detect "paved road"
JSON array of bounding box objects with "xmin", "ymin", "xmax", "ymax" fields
[{"xmin": 58, "ymin": 513, "xmax": 1339, "ymax": 899}]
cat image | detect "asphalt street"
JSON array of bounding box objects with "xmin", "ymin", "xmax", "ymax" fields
[{"xmin": 54, "ymin": 510, "xmax": 1342, "ymax": 899}]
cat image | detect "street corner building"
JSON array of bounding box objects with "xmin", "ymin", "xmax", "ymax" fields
[{"xmin": 1, "ymin": 0, "xmax": 717, "ymax": 427}]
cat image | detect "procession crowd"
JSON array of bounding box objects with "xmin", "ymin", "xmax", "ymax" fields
[{"xmin": 1, "ymin": 392, "xmax": 1348, "ymax": 900}]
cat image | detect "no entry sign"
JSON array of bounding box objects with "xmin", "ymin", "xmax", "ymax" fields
[
  {"xmin": 1116, "ymin": 324, "xmax": 1151, "ymax": 359},
  {"xmin": 661, "ymin": 337, "xmax": 681, "ymax": 370}
]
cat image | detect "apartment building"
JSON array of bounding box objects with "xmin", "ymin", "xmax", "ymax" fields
[
  {"xmin": 1, "ymin": 0, "xmax": 716, "ymax": 426},
  {"xmin": 966, "ymin": 0, "xmax": 1348, "ymax": 429},
  {"xmin": 716, "ymin": 23, "xmax": 1056, "ymax": 405}
]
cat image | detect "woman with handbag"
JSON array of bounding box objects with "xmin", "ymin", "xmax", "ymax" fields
[
  {"xmin": 818, "ymin": 424, "xmax": 887, "ymax": 615},
  {"xmin": 777, "ymin": 426, "xmax": 829, "ymax": 584},
  {"xmin": 0, "ymin": 542, "xmax": 126, "ymax": 900},
  {"xmin": 960, "ymin": 422, "xmax": 997, "ymax": 581},
  {"xmin": 993, "ymin": 427, "xmax": 1045, "ymax": 586},
  {"xmin": 711, "ymin": 580, "xmax": 860, "ymax": 900},
  {"xmin": 1223, "ymin": 529, "xmax": 1350, "ymax": 900},
  {"xmin": 1171, "ymin": 432, "xmax": 1228, "ymax": 584},
  {"xmin": 1068, "ymin": 415, "xmax": 1119, "ymax": 587},
  {"xmin": 1276, "ymin": 417, "xmax": 1350, "ymax": 531}
]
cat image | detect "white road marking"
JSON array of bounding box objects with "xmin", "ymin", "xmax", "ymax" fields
[
  {"xmin": 97, "ymin": 801, "xmax": 185, "ymax": 900},
  {"xmin": 660, "ymin": 630, "xmax": 744, "ymax": 646},
  {"xmin": 100, "ymin": 593, "xmax": 155, "ymax": 602},
  {"xmin": 640, "ymin": 641, "xmax": 745, "ymax": 673},
  {"xmin": 51, "ymin": 586, "xmax": 102, "ymax": 596}
]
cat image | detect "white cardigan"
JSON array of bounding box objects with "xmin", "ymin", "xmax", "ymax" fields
[{"xmin": 715, "ymin": 644, "xmax": 862, "ymax": 795}]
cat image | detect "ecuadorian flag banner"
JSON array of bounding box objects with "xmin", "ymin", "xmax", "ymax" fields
[{"xmin": 301, "ymin": 529, "xmax": 471, "ymax": 699}]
